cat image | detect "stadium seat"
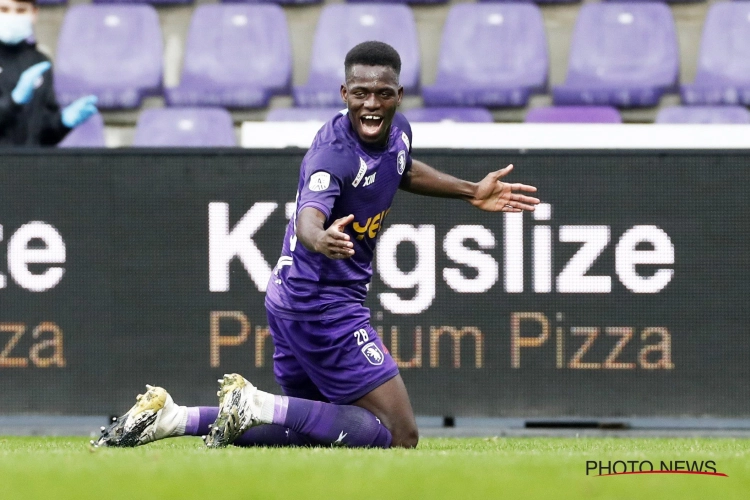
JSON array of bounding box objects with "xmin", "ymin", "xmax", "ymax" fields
[
  {"xmin": 403, "ymin": 107, "xmax": 494, "ymax": 123},
  {"xmin": 346, "ymin": 0, "xmax": 447, "ymax": 5},
  {"xmin": 222, "ymin": 0, "xmax": 320, "ymax": 4},
  {"xmin": 552, "ymin": 3, "xmax": 678, "ymax": 108},
  {"xmin": 478, "ymin": 0, "xmax": 579, "ymax": 4},
  {"xmin": 266, "ymin": 108, "xmax": 346, "ymax": 122},
  {"xmin": 54, "ymin": 5, "xmax": 162, "ymax": 110},
  {"xmin": 525, "ymin": 106, "xmax": 621, "ymax": 123},
  {"xmin": 58, "ymin": 113, "xmax": 106, "ymax": 147},
  {"xmin": 422, "ymin": 4, "xmax": 548, "ymax": 108},
  {"xmin": 293, "ymin": 4, "xmax": 420, "ymax": 107},
  {"xmin": 681, "ymin": 3, "xmax": 750, "ymax": 106},
  {"xmin": 655, "ymin": 106, "xmax": 750, "ymax": 124},
  {"xmin": 132, "ymin": 108, "xmax": 237, "ymax": 147},
  {"xmin": 93, "ymin": 0, "xmax": 192, "ymax": 6},
  {"xmin": 166, "ymin": 5, "xmax": 291, "ymax": 109}
]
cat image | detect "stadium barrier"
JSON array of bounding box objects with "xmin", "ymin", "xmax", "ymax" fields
[{"xmin": 1, "ymin": 149, "xmax": 748, "ymax": 417}]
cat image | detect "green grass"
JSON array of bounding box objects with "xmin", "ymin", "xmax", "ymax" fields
[{"xmin": 1, "ymin": 436, "xmax": 748, "ymax": 500}]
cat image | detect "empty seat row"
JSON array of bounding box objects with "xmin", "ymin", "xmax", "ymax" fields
[
  {"xmin": 54, "ymin": 3, "xmax": 750, "ymax": 112},
  {"xmin": 37, "ymin": 0, "xmax": 717, "ymax": 6},
  {"xmin": 60, "ymin": 103, "xmax": 750, "ymax": 149}
]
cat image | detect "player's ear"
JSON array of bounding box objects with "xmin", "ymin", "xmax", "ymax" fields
[
  {"xmin": 397, "ymin": 86, "xmax": 403, "ymax": 106},
  {"xmin": 340, "ymin": 84, "xmax": 347, "ymax": 104}
]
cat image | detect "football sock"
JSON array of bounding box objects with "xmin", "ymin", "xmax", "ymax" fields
[
  {"xmin": 184, "ymin": 406, "xmax": 316, "ymax": 446},
  {"xmin": 184, "ymin": 397, "xmax": 392, "ymax": 448},
  {"xmin": 232, "ymin": 424, "xmax": 319, "ymax": 447},
  {"xmin": 185, "ymin": 406, "xmax": 218, "ymax": 437},
  {"xmin": 258, "ymin": 395, "xmax": 392, "ymax": 448}
]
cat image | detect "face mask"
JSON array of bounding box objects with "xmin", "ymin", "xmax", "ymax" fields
[{"xmin": 0, "ymin": 13, "xmax": 34, "ymax": 46}]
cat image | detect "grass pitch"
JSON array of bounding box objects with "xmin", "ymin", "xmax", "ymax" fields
[{"xmin": 1, "ymin": 436, "xmax": 748, "ymax": 499}]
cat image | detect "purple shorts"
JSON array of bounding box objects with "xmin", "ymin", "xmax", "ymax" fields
[{"xmin": 266, "ymin": 310, "xmax": 399, "ymax": 405}]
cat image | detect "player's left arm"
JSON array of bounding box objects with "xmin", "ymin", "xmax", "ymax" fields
[{"xmin": 399, "ymin": 160, "xmax": 540, "ymax": 213}]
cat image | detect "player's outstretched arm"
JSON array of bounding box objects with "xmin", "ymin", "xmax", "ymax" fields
[
  {"xmin": 296, "ymin": 207, "xmax": 356, "ymax": 259},
  {"xmin": 400, "ymin": 160, "xmax": 540, "ymax": 213}
]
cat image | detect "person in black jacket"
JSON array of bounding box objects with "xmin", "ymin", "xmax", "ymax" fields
[{"xmin": 0, "ymin": 0, "xmax": 97, "ymax": 146}]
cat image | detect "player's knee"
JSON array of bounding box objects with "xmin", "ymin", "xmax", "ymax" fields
[{"xmin": 391, "ymin": 424, "xmax": 419, "ymax": 449}]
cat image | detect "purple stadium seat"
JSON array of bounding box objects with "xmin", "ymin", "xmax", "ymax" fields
[
  {"xmin": 478, "ymin": 0, "xmax": 578, "ymax": 4},
  {"xmin": 133, "ymin": 108, "xmax": 237, "ymax": 147},
  {"xmin": 525, "ymin": 106, "xmax": 621, "ymax": 123},
  {"xmin": 681, "ymin": 3, "xmax": 750, "ymax": 105},
  {"xmin": 223, "ymin": 0, "xmax": 319, "ymax": 5},
  {"xmin": 552, "ymin": 4, "xmax": 678, "ymax": 108},
  {"xmin": 403, "ymin": 107, "xmax": 494, "ymax": 123},
  {"xmin": 293, "ymin": 5, "xmax": 420, "ymax": 107},
  {"xmin": 54, "ymin": 5, "xmax": 162, "ymax": 110},
  {"xmin": 655, "ymin": 106, "xmax": 750, "ymax": 124},
  {"xmin": 58, "ymin": 113, "xmax": 106, "ymax": 147},
  {"xmin": 93, "ymin": 0, "xmax": 191, "ymax": 6},
  {"xmin": 347, "ymin": 0, "xmax": 446, "ymax": 5},
  {"xmin": 422, "ymin": 4, "xmax": 548, "ymax": 108},
  {"xmin": 266, "ymin": 108, "xmax": 346, "ymax": 122},
  {"xmin": 166, "ymin": 5, "xmax": 291, "ymax": 109}
]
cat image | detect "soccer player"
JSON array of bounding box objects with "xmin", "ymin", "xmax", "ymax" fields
[
  {"xmin": 94, "ymin": 41, "xmax": 539, "ymax": 449},
  {"xmin": 0, "ymin": 0, "xmax": 97, "ymax": 146}
]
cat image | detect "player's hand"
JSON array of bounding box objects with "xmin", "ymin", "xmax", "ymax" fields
[
  {"xmin": 62, "ymin": 95, "xmax": 98, "ymax": 128},
  {"xmin": 470, "ymin": 164, "xmax": 540, "ymax": 213},
  {"xmin": 11, "ymin": 61, "xmax": 51, "ymax": 105},
  {"xmin": 316, "ymin": 214, "xmax": 355, "ymax": 259}
]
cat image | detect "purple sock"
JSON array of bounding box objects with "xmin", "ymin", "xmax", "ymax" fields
[
  {"xmin": 232, "ymin": 424, "xmax": 320, "ymax": 447},
  {"xmin": 185, "ymin": 407, "xmax": 219, "ymax": 436},
  {"xmin": 271, "ymin": 396, "xmax": 392, "ymax": 448},
  {"xmin": 184, "ymin": 406, "xmax": 315, "ymax": 446}
]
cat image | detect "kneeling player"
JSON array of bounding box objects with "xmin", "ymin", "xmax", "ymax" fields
[{"xmin": 93, "ymin": 41, "xmax": 538, "ymax": 450}]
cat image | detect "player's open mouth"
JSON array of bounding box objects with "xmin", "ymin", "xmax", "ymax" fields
[{"xmin": 360, "ymin": 115, "xmax": 384, "ymax": 137}]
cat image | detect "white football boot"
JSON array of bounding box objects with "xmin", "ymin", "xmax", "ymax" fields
[
  {"xmin": 91, "ymin": 385, "xmax": 187, "ymax": 448},
  {"xmin": 203, "ymin": 373, "xmax": 266, "ymax": 448}
]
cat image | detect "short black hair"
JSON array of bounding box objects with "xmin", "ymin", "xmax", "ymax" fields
[{"xmin": 344, "ymin": 41, "xmax": 401, "ymax": 80}]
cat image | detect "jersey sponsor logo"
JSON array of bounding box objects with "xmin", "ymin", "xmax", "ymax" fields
[
  {"xmin": 363, "ymin": 172, "xmax": 376, "ymax": 187},
  {"xmin": 309, "ymin": 172, "xmax": 331, "ymax": 192},
  {"xmin": 401, "ymin": 131, "xmax": 410, "ymax": 152},
  {"xmin": 397, "ymin": 150, "xmax": 406, "ymax": 175},
  {"xmin": 353, "ymin": 208, "xmax": 390, "ymax": 240},
  {"xmin": 361, "ymin": 342, "xmax": 384, "ymax": 366},
  {"xmin": 352, "ymin": 157, "xmax": 367, "ymax": 187}
]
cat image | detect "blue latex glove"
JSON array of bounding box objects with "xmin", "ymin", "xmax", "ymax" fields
[
  {"xmin": 61, "ymin": 95, "xmax": 98, "ymax": 128},
  {"xmin": 11, "ymin": 61, "xmax": 51, "ymax": 105}
]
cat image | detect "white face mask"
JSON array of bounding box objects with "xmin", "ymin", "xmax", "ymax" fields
[{"xmin": 0, "ymin": 13, "xmax": 34, "ymax": 45}]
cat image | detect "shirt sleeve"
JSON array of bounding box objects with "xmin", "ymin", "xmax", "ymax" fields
[
  {"xmin": 0, "ymin": 92, "xmax": 21, "ymax": 128},
  {"xmin": 297, "ymin": 147, "xmax": 354, "ymax": 220},
  {"xmin": 393, "ymin": 111, "xmax": 413, "ymax": 173},
  {"xmin": 35, "ymin": 66, "xmax": 71, "ymax": 146}
]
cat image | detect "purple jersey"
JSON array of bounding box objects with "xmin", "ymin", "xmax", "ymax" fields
[{"xmin": 265, "ymin": 111, "xmax": 413, "ymax": 320}]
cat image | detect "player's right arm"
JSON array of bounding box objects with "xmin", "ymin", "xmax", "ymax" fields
[{"xmin": 296, "ymin": 208, "xmax": 355, "ymax": 260}]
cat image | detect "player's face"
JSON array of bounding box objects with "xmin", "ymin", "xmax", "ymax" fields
[{"xmin": 341, "ymin": 64, "xmax": 403, "ymax": 146}]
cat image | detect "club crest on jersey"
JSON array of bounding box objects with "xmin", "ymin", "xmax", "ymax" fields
[
  {"xmin": 309, "ymin": 171, "xmax": 331, "ymax": 192},
  {"xmin": 401, "ymin": 131, "xmax": 410, "ymax": 152},
  {"xmin": 352, "ymin": 157, "xmax": 367, "ymax": 187},
  {"xmin": 361, "ymin": 342, "xmax": 384, "ymax": 366},
  {"xmin": 397, "ymin": 150, "xmax": 406, "ymax": 175}
]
